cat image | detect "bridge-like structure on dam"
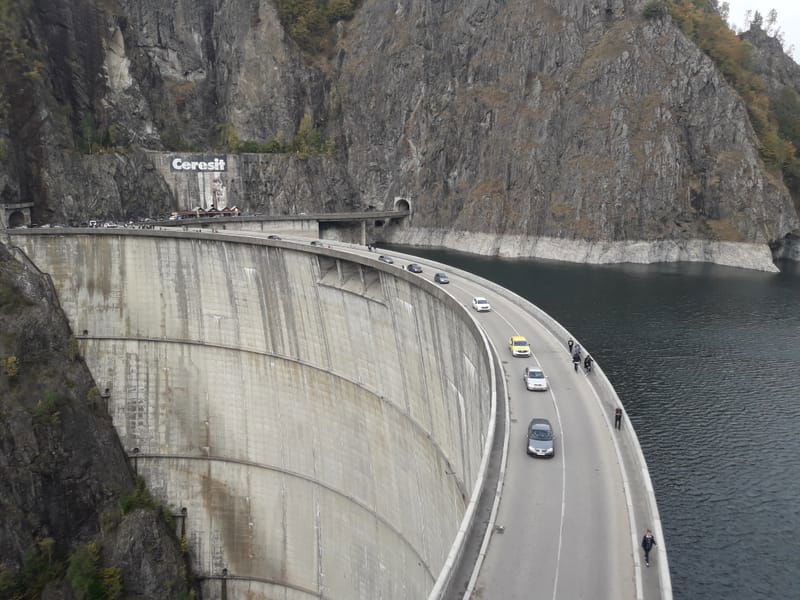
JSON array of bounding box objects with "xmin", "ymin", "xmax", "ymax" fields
[
  {"xmin": 155, "ymin": 203, "xmax": 412, "ymax": 246},
  {"xmin": 4, "ymin": 226, "xmax": 671, "ymax": 600}
]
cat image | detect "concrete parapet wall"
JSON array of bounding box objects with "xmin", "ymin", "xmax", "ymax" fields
[
  {"xmin": 11, "ymin": 231, "xmax": 495, "ymax": 599},
  {"xmin": 222, "ymin": 219, "xmax": 319, "ymax": 237}
]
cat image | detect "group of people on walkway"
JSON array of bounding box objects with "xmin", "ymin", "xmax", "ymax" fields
[{"xmin": 567, "ymin": 338, "xmax": 593, "ymax": 373}]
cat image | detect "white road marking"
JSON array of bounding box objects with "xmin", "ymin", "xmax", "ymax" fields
[
  {"xmin": 549, "ymin": 385, "xmax": 567, "ymax": 600},
  {"xmin": 453, "ymin": 280, "xmax": 567, "ymax": 600},
  {"xmin": 518, "ymin": 303, "xmax": 644, "ymax": 600}
]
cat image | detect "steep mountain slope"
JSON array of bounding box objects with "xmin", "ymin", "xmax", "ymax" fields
[
  {"xmin": 0, "ymin": 0, "xmax": 798, "ymax": 269},
  {"xmin": 0, "ymin": 242, "xmax": 196, "ymax": 598}
]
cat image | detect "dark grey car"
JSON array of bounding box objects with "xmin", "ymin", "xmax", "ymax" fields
[
  {"xmin": 527, "ymin": 418, "xmax": 555, "ymax": 457},
  {"xmin": 406, "ymin": 263, "xmax": 423, "ymax": 273}
]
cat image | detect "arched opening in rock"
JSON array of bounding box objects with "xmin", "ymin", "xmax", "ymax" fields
[{"xmin": 8, "ymin": 210, "xmax": 25, "ymax": 228}]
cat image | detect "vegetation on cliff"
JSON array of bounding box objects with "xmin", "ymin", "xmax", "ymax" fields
[
  {"xmin": 275, "ymin": 0, "xmax": 360, "ymax": 52},
  {"xmin": 214, "ymin": 113, "xmax": 335, "ymax": 157},
  {"xmin": 646, "ymin": 1, "xmax": 800, "ymax": 201}
]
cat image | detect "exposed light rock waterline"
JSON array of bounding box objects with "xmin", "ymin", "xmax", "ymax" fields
[{"xmin": 387, "ymin": 227, "xmax": 782, "ymax": 272}]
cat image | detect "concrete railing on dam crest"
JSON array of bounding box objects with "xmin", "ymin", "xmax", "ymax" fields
[{"xmin": 7, "ymin": 229, "xmax": 496, "ymax": 600}]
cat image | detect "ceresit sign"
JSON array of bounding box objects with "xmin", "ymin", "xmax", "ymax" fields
[{"xmin": 170, "ymin": 156, "xmax": 227, "ymax": 172}]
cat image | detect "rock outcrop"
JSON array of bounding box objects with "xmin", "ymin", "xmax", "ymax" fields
[
  {"xmin": 739, "ymin": 23, "xmax": 800, "ymax": 263},
  {"xmin": 0, "ymin": 241, "xmax": 195, "ymax": 598},
  {"xmin": 0, "ymin": 0, "xmax": 798, "ymax": 269}
]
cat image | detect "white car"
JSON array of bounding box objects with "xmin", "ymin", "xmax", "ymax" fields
[
  {"xmin": 472, "ymin": 297, "xmax": 492, "ymax": 312},
  {"xmin": 524, "ymin": 366, "xmax": 549, "ymax": 391}
]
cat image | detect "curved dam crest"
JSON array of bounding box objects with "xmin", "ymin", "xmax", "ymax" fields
[{"xmin": 11, "ymin": 231, "xmax": 495, "ymax": 599}]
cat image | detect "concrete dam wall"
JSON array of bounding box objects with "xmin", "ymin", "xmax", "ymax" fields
[{"xmin": 11, "ymin": 231, "xmax": 495, "ymax": 599}]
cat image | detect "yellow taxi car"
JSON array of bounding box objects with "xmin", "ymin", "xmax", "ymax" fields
[{"xmin": 509, "ymin": 335, "xmax": 532, "ymax": 357}]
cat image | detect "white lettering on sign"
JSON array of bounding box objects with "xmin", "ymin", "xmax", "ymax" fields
[{"xmin": 170, "ymin": 156, "xmax": 227, "ymax": 172}]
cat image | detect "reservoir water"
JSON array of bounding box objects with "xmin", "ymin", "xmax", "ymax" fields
[{"xmin": 385, "ymin": 246, "xmax": 800, "ymax": 600}]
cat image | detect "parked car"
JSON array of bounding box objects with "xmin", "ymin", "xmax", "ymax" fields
[
  {"xmin": 378, "ymin": 255, "xmax": 394, "ymax": 264},
  {"xmin": 267, "ymin": 235, "xmax": 281, "ymax": 240},
  {"xmin": 310, "ymin": 240, "xmax": 322, "ymax": 246},
  {"xmin": 434, "ymin": 272, "xmax": 449, "ymax": 284},
  {"xmin": 524, "ymin": 366, "xmax": 549, "ymax": 391},
  {"xmin": 527, "ymin": 418, "xmax": 555, "ymax": 457},
  {"xmin": 472, "ymin": 297, "xmax": 492, "ymax": 312},
  {"xmin": 406, "ymin": 263, "xmax": 423, "ymax": 273},
  {"xmin": 509, "ymin": 335, "xmax": 531, "ymax": 357}
]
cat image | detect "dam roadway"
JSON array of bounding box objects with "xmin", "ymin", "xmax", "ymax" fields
[
  {"xmin": 6, "ymin": 228, "xmax": 670, "ymax": 600},
  {"xmin": 300, "ymin": 238, "xmax": 672, "ymax": 600}
]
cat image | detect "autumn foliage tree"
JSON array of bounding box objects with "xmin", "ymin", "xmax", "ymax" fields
[{"xmin": 666, "ymin": 1, "xmax": 800, "ymax": 200}]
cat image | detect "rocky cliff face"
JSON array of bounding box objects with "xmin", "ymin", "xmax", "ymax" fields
[
  {"xmin": 0, "ymin": 241, "xmax": 195, "ymax": 598},
  {"xmin": 739, "ymin": 23, "xmax": 800, "ymax": 262},
  {"xmin": 0, "ymin": 0, "xmax": 798, "ymax": 269}
]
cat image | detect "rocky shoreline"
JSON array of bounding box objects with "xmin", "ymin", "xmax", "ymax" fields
[{"xmin": 386, "ymin": 227, "xmax": 783, "ymax": 273}]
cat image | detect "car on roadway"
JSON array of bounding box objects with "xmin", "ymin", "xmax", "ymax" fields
[
  {"xmin": 527, "ymin": 418, "xmax": 555, "ymax": 457},
  {"xmin": 310, "ymin": 240, "xmax": 323, "ymax": 246},
  {"xmin": 472, "ymin": 297, "xmax": 491, "ymax": 312},
  {"xmin": 524, "ymin": 366, "xmax": 549, "ymax": 391},
  {"xmin": 434, "ymin": 272, "xmax": 449, "ymax": 284},
  {"xmin": 406, "ymin": 263, "xmax": 423, "ymax": 273},
  {"xmin": 509, "ymin": 335, "xmax": 531, "ymax": 357},
  {"xmin": 378, "ymin": 255, "xmax": 394, "ymax": 264},
  {"xmin": 267, "ymin": 235, "xmax": 281, "ymax": 240}
]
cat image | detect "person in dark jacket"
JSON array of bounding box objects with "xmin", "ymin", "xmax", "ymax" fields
[
  {"xmin": 567, "ymin": 338, "xmax": 574, "ymax": 354},
  {"xmin": 614, "ymin": 407, "xmax": 623, "ymax": 430},
  {"xmin": 584, "ymin": 355, "xmax": 593, "ymax": 372},
  {"xmin": 641, "ymin": 529, "xmax": 657, "ymax": 567},
  {"xmin": 572, "ymin": 352, "xmax": 580, "ymax": 372}
]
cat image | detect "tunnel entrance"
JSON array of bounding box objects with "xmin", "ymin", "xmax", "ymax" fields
[
  {"xmin": 393, "ymin": 197, "xmax": 411, "ymax": 213},
  {"xmin": 7, "ymin": 210, "xmax": 25, "ymax": 228}
]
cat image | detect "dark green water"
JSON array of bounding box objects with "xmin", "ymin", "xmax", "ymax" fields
[{"xmin": 385, "ymin": 245, "xmax": 800, "ymax": 600}]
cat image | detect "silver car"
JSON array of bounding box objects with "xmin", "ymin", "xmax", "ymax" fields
[
  {"xmin": 527, "ymin": 418, "xmax": 555, "ymax": 457},
  {"xmin": 524, "ymin": 366, "xmax": 549, "ymax": 391}
]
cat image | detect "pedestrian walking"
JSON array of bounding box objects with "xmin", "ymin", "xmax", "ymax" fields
[
  {"xmin": 614, "ymin": 407, "xmax": 622, "ymax": 430},
  {"xmin": 574, "ymin": 342, "xmax": 582, "ymax": 356},
  {"xmin": 641, "ymin": 529, "xmax": 657, "ymax": 567},
  {"xmin": 572, "ymin": 352, "xmax": 580, "ymax": 372},
  {"xmin": 567, "ymin": 338, "xmax": 574, "ymax": 354},
  {"xmin": 584, "ymin": 354, "xmax": 593, "ymax": 373}
]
